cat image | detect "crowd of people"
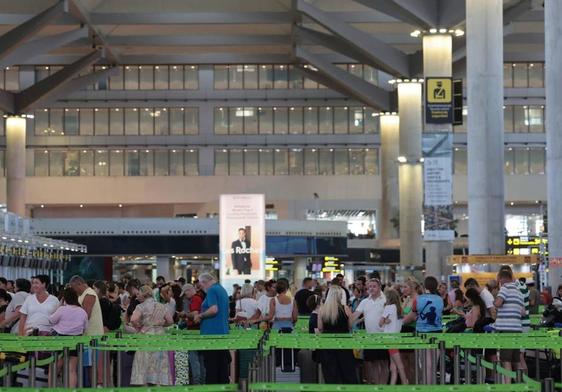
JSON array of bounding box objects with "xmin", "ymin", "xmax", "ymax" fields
[{"xmin": 0, "ymin": 269, "xmax": 560, "ymax": 387}]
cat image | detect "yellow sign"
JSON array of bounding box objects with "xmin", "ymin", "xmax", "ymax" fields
[
  {"xmin": 448, "ymin": 254, "xmax": 539, "ymax": 265},
  {"xmin": 427, "ymin": 78, "xmax": 452, "ymax": 104}
]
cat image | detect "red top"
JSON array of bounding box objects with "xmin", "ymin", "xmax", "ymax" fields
[{"xmin": 188, "ymin": 293, "xmax": 204, "ymax": 329}]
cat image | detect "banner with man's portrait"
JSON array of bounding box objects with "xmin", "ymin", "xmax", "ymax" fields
[{"xmin": 219, "ymin": 194, "xmax": 265, "ymax": 290}]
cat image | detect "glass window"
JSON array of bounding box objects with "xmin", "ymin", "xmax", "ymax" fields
[
  {"xmin": 513, "ymin": 63, "xmax": 528, "ymax": 88},
  {"xmin": 170, "ymin": 108, "xmax": 184, "ymax": 135},
  {"xmin": 139, "ymin": 149, "xmax": 153, "ymax": 176},
  {"xmin": 273, "ymin": 65, "xmax": 288, "ymax": 89},
  {"xmin": 274, "ymin": 149, "xmax": 288, "ymax": 175},
  {"xmin": 529, "ymin": 148, "xmax": 545, "ymax": 175},
  {"xmin": 80, "ymin": 109, "xmax": 94, "ymax": 135},
  {"xmin": 289, "ymin": 148, "xmax": 303, "ymax": 175},
  {"xmin": 36, "ymin": 66, "xmax": 49, "ymax": 83},
  {"xmin": 514, "ymin": 149, "xmax": 529, "ymax": 175},
  {"xmin": 513, "ymin": 106, "xmax": 529, "ymax": 133},
  {"xmin": 125, "ymin": 108, "xmax": 139, "ymax": 135},
  {"xmin": 244, "ymin": 149, "xmax": 258, "ymax": 175},
  {"xmin": 365, "ymin": 148, "xmax": 378, "ymax": 174},
  {"xmin": 63, "ymin": 109, "xmax": 79, "ymax": 135},
  {"xmin": 170, "ymin": 65, "xmax": 183, "ymax": 89},
  {"xmin": 94, "ymin": 65, "xmax": 108, "ymax": 90},
  {"xmin": 50, "ymin": 109, "xmax": 63, "ymax": 135},
  {"xmin": 349, "ymin": 107, "xmax": 364, "ymax": 134},
  {"xmin": 35, "ymin": 109, "xmax": 49, "ymax": 135},
  {"xmin": 124, "ymin": 66, "xmax": 138, "ymax": 89},
  {"xmin": 304, "ymin": 107, "xmax": 318, "ymax": 134},
  {"xmin": 184, "ymin": 65, "xmax": 198, "ymax": 89},
  {"xmin": 229, "ymin": 107, "xmax": 243, "ymax": 134},
  {"xmin": 34, "ymin": 150, "xmax": 49, "ymax": 176},
  {"xmin": 364, "ymin": 65, "xmax": 378, "ymax": 85},
  {"xmin": 214, "ymin": 65, "xmax": 228, "ymax": 89},
  {"xmin": 80, "ymin": 149, "xmax": 94, "ymax": 176},
  {"xmin": 503, "ymin": 63, "xmax": 513, "ymax": 88},
  {"xmin": 258, "ymin": 107, "xmax": 273, "ymax": 134},
  {"xmin": 244, "ymin": 107, "xmax": 258, "ymax": 134},
  {"xmin": 289, "ymin": 107, "xmax": 303, "ymax": 134},
  {"xmin": 94, "ymin": 108, "xmax": 108, "ymax": 135},
  {"xmin": 304, "ymin": 149, "xmax": 318, "ymax": 175},
  {"xmin": 139, "ymin": 66, "xmax": 154, "ymax": 89},
  {"xmin": 528, "ymin": 63, "xmax": 544, "ymax": 88},
  {"xmin": 217, "ymin": 150, "xmax": 229, "ymax": 176},
  {"xmin": 110, "ymin": 150, "xmax": 124, "ymax": 176},
  {"xmin": 454, "ymin": 148, "xmax": 467, "ymax": 174},
  {"xmin": 454, "ymin": 106, "xmax": 468, "ymax": 133},
  {"xmin": 170, "ymin": 149, "xmax": 183, "ymax": 175},
  {"xmin": 334, "ymin": 107, "xmax": 348, "ymax": 134},
  {"xmin": 528, "ymin": 106, "xmax": 544, "ymax": 133},
  {"xmin": 49, "ymin": 151, "xmax": 64, "ymax": 176},
  {"xmin": 243, "ymin": 65, "xmax": 258, "ymax": 89},
  {"xmin": 349, "ymin": 64, "xmax": 363, "ymax": 78},
  {"xmin": 155, "ymin": 108, "xmax": 169, "ymax": 135},
  {"xmin": 95, "ymin": 150, "xmax": 108, "ymax": 176},
  {"xmin": 364, "ymin": 108, "xmax": 378, "ymax": 133},
  {"xmin": 259, "ymin": 65, "xmax": 273, "ymax": 89},
  {"xmin": 185, "ymin": 149, "xmax": 198, "ymax": 175},
  {"xmin": 274, "ymin": 107, "xmax": 288, "ymax": 134},
  {"xmin": 319, "ymin": 107, "xmax": 333, "ymax": 134},
  {"xmin": 109, "ymin": 108, "xmax": 124, "ymax": 135},
  {"xmin": 4, "ymin": 67, "xmax": 18, "ymax": 91},
  {"xmin": 125, "ymin": 150, "xmax": 140, "ymax": 176},
  {"xmin": 140, "ymin": 108, "xmax": 154, "ymax": 135},
  {"xmin": 504, "ymin": 105, "xmax": 514, "ymax": 132},
  {"xmin": 154, "ymin": 150, "xmax": 169, "ymax": 176},
  {"xmin": 319, "ymin": 149, "xmax": 333, "ymax": 175},
  {"xmin": 349, "ymin": 149, "xmax": 365, "ymax": 175},
  {"xmin": 259, "ymin": 149, "xmax": 273, "ymax": 175},
  {"xmin": 229, "ymin": 149, "xmax": 243, "ymax": 175},
  {"xmin": 289, "ymin": 65, "xmax": 303, "ymax": 89},
  {"xmin": 504, "ymin": 148, "xmax": 514, "ymax": 175},
  {"xmin": 110, "ymin": 66, "xmax": 124, "ymax": 89},
  {"xmin": 64, "ymin": 151, "xmax": 79, "ymax": 176},
  {"xmin": 215, "ymin": 107, "xmax": 228, "ymax": 134},
  {"xmin": 304, "ymin": 77, "xmax": 318, "ymax": 89},
  {"xmin": 334, "ymin": 149, "xmax": 349, "ymax": 175},
  {"xmin": 229, "ymin": 65, "xmax": 244, "ymax": 89},
  {"xmin": 184, "ymin": 107, "xmax": 198, "ymax": 135},
  {"xmin": 154, "ymin": 66, "xmax": 168, "ymax": 90}
]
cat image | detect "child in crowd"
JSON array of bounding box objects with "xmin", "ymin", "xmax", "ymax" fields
[{"xmin": 380, "ymin": 288, "xmax": 408, "ymax": 385}]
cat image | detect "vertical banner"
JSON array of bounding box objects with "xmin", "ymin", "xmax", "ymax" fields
[
  {"xmin": 220, "ymin": 194, "xmax": 265, "ymax": 291},
  {"xmin": 423, "ymin": 133, "xmax": 454, "ymax": 241}
]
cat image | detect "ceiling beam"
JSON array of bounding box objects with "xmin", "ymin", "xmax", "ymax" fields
[
  {"xmin": 0, "ymin": 27, "xmax": 88, "ymax": 69},
  {"xmin": 15, "ymin": 49, "xmax": 102, "ymax": 113},
  {"xmin": 295, "ymin": 47, "xmax": 392, "ymax": 111},
  {"xmin": 392, "ymin": 0, "xmax": 439, "ymax": 27},
  {"xmin": 0, "ymin": 90, "xmax": 15, "ymax": 114},
  {"xmin": 104, "ymin": 34, "xmax": 290, "ymax": 46},
  {"xmin": 437, "ymin": 0, "xmax": 466, "ymax": 28},
  {"xmin": 504, "ymin": 0, "xmax": 534, "ymax": 26},
  {"xmin": 296, "ymin": 0, "xmax": 410, "ymax": 77},
  {"xmin": 0, "ymin": 1, "xmax": 67, "ymax": 63},
  {"xmin": 352, "ymin": 0, "xmax": 435, "ymax": 29}
]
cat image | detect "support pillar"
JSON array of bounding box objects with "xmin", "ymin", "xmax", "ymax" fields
[
  {"xmin": 6, "ymin": 116, "xmax": 26, "ymax": 216},
  {"xmin": 378, "ymin": 114, "xmax": 400, "ymax": 241},
  {"xmin": 293, "ymin": 257, "xmax": 308, "ymax": 288},
  {"xmin": 156, "ymin": 256, "xmax": 173, "ymax": 282},
  {"xmin": 466, "ymin": 0, "xmax": 505, "ymax": 255},
  {"xmin": 397, "ymin": 82, "xmax": 424, "ymax": 269},
  {"xmin": 545, "ymin": 0, "xmax": 562, "ymax": 290},
  {"xmin": 423, "ymin": 33, "xmax": 455, "ymax": 280}
]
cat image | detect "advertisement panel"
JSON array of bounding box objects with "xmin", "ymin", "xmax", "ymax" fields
[
  {"xmin": 220, "ymin": 194, "xmax": 265, "ymax": 290},
  {"xmin": 423, "ymin": 133, "xmax": 454, "ymax": 241}
]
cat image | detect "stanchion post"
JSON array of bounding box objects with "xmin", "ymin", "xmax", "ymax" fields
[
  {"xmin": 3, "ymin": 364, "xmax": 12, "ymax": 387},
  {"xmin": 475, "ymin": 354, "xmax": 484, "ymax": 384},
  {"xmin": 48, "ymin": 353, "xmax": 57, "ymax": 387},
  {"xmin": 439, "ymin": 340, "xmax": 446, "ymax": 385},
  {"xmin": 77, "ymin": 343, "xmax": 84, "ymax": 388},
  {"xmin": 534, "ymin": 348, "xmax": 540, "ymax": 380},
  {"xmin": 421, "ymin": 344, "xmax": 428, "ymax": 385},
  {"xmin": 453, "ymin": 345, "xmax": 460, "ymax": 384},
  {"xmin": 493, "ymin": 359, "xmax": 501, "ymax": 384},
  {"xmin": 29, "ymin": 355, "xmax": 36, "ymax": 387},
  {"xmin": 116, "ymin": 330, "xmax": 122, "ymax": 387},
  {"xmin": 414, "ymin": 345, "xmax": 420, "ymax": 385},
  {"xmin": 430, "ymin": 338, "xmax": 437, "ymax": 384},
  {"xmin": 270, "ymin": 347, "xmax": 275, "ymax": 382},
  {"xmin": 543, "ymin": 377, "xmax": 554, "ymax": 392},
  {"xmin": 63, "ymin": 346, "xmax": 70, "ymax": 388},
  {"xmin": 91, "ymin": 339, "xmax": 98, "ymax": 387},
  {"xmin": 464, "ymin": 348, "xmax": 471, "ymax": 384},
  {"xmin": 516, "ymin": 368, "xmax": 524, "ymax": 383}
]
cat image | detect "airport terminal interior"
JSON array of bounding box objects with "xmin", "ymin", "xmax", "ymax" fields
[{"xmin": 0, "ymin": 0, "xmax": 561, "ymax": 391}]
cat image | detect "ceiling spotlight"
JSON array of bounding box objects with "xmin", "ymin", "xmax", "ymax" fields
[
  {"xmin": 439, "ymin": 28, "xmax": 447, "ymax": 34},
  {"xmin": 410, "ymin": 30, "xmax": 421, "ymax": 38},
  {"xmin": 397, "ymin": 156, "xmax": 407, "ymax": 163},
  {"xmin": 429, "ymin": 28, "xmax": 437, "ymax": 34}
]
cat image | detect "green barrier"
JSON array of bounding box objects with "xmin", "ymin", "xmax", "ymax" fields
[
  {"xmin": 249, "ymin": 383, "xmax": 541, "ymax": 391},
  {"xmin": 0, "ymin": 386, "xmax": 237, "ymax": 392}
]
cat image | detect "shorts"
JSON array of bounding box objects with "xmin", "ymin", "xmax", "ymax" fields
[
  {"xmin": 499, "ymin": 349, "xmax": 520, "ymax": 363},
  {"xmin": 364, "ymin": 349, "xmax": 389, "ymax": 361},
  {"xmin": 388, "ymin": 349, "xmax": 399, "ymax": 356}
]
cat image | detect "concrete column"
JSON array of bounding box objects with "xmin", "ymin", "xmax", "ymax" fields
[
  {"xmin": 156, "ymin": 256, "xmax": 173, "ymax": 281},
  {"xmin": 466, "ymin": 0, "xmax": 505, "ymax": 255},
  {"xmin": 397, "ymin": 82, "xmax": 423, "ymax": 267},
  {"xmin": 545, "ymin": 0, "xmax": 562, "ymax": 290},
  {"xmin": 423, "ymin": 33, "xmax": 454, "ymax": 280},
  {"xmin": 378, "ymin": 114, "xmax": 400, "ymax": 241},
  {"xmin": 6, "ymin": 116, "xmax": 27, "ymax": 216},
  {"xmin": 293, "ymin": 257, "xmax": 308, "ymax": 288}
]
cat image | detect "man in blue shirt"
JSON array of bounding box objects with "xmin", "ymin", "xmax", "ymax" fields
[{"xmin": 193, "ymin": 272, "xmax": 230, "ymax": 383}]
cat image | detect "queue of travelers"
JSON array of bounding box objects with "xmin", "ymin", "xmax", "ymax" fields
[{"xmin": 0, "ymin": 269, "xmax": 559, "ymax": 387}]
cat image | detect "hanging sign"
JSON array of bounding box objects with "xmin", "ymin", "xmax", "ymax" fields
[{"xmin": 426, "ymin": 77, "xmax": 453, "ymax": 123}]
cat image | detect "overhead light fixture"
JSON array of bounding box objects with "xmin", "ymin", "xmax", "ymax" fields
[{"xmin": 397, "ymin": 156, "xmax": 407, "ymax": 163}]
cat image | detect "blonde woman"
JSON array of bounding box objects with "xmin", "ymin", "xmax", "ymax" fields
[
  {"xmin": 130, "ymin": 285, "xmax": 174, "ymax": 386},
  {"xmin": 317, "ymin": 285, "xmax": 358, "ymax": 384},
  {"xmin": 234, "ymin": 283, "xmax": 258, "ymax": 324},
  {"xmin": 380, "ymin": 288, "xmax": 408, "ymax": 385}
]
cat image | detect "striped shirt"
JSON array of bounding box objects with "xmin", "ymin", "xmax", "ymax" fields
[
  {"xmin": 516, "ymin": 280, "xmax": 531, "ymax": 332},
  {"xmin": 495, "ymin": 282, "xmax": 524, "ymax": 332}
]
